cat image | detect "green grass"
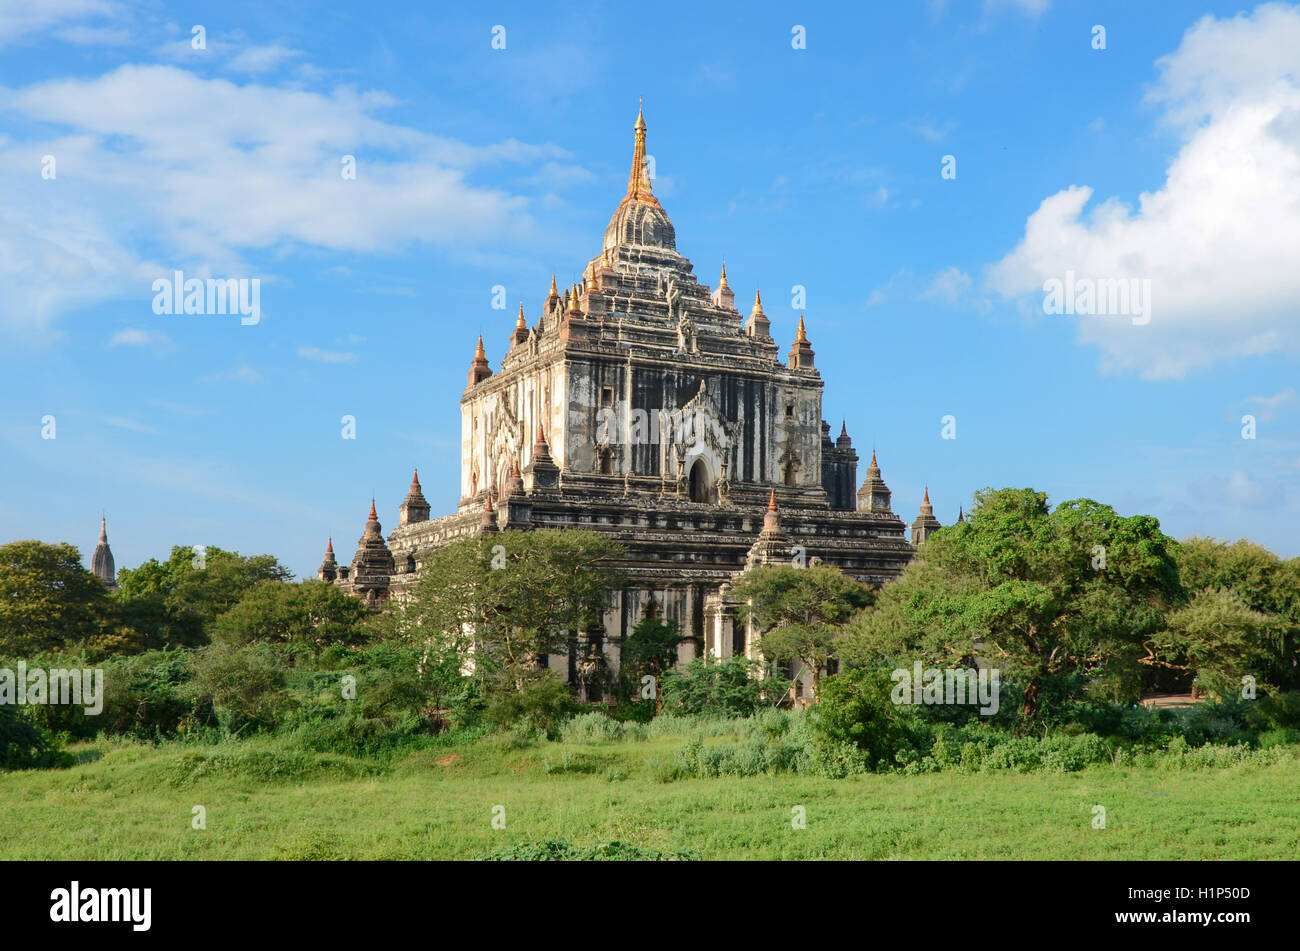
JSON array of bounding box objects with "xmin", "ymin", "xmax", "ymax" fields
[{"xmin": 4, "ymin": 731, "xmax": 1298, "ymax": 859}]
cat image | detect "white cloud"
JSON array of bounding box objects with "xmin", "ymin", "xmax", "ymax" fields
[
  {"xmin": 989, "ymin": 3, "xmax": 1300, "ymax": 379},
  {"xmin": 104, "ymin": 415, "xmax": 157, "ymax": 434},
  {"xmin": 1201, "ymin": 469, "xmax": 1286, "ymax": 507},
  {"xmin": 867, "ymin": 266, "xmax": 989, "ymax": 312},
  {"xmin": 919, "ymin": 266, "xmax": 974, "ymax": 306},
  {"xmin": 109, "ymin": 327, "xmax": 173, "ymax": 351},
  {"xmin": 0, "ymin": 64, "xmax": 579, "ymax": 335},
  {"xmin": 226, "ymin": 44, "xmax": 302, "ymax": 75},
  {"xmin": 1243, "ymin": 387, "xmax": 1298, "ymax": 420},
  {"xmin": 201, "ymin": 365, "xmax": 262, "ymax": 384},
  {"xmin": 297, "ymin": 345, "xmax": 356, "ymax": 364},
  {"xmin": 904, "ymin": 118, "xmax": 957, "ymax": 142},
  {"xmin": 0, "ymin": 0, "xmax": 115, "ymax": 48},
  {"xmin": 55, "ymin": 24, "xmax": 129, "ymax": 45}
]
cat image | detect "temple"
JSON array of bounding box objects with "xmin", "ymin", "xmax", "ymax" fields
[
  {"xmin": 91, "ymin": 516, "xmax": 116, "ymax": 590},
  {"xmin": 320, "ymin": 106, "xmax": 946, "ymax": 696}
]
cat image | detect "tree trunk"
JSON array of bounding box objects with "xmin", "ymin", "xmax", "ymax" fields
[{"xmin": 1018, "ymin": 676, "xmax": 1042, "ymax": 734}]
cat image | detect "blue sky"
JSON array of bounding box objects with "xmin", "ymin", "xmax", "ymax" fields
[{"xmin": 2, "ymin": 0, "xmax": 1298, "ymax": 579}]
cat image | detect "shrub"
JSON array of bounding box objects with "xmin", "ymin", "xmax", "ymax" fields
[
  {"xmin": 658, "ymin": 656, "xmax": 777, "ymax": 718},
  {"xmin": 484, "ymin": 670, "xmax": 576, "ymax": 738},
  {"xmin": 559, "ymin": 711, "xmax": 647, "ymax": 744},
  {"xmin": 812, "ymin": 669, "xmax": 928, "ymax": 771},
  {"xmin": 0, "ymin": 705, "xmax": 68, "ymax": 770}
]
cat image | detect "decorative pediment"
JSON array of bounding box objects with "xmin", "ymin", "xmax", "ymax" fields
[{"xmin": 669, "ymin": 380, "xmax": 740, "ymax": 454}]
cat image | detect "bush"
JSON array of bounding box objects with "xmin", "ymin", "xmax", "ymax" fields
[
  {"xmin": 190, "ymin": 642, "xmax": 293, "ymax": 734},
  {"xmin": 0, "ymin": 705, "xmax": 69, "ymax": 770},
  {"xmin": 812, "ymin": 669, "xmax": 928, "ymax": 771},
  {"xmin": 559, "ymin": 711, "xmax": 647, "ymax": 744},
  {"xmin": 484, "ymin": 670, "xmax": 576, "ymax": 738},
  {"xmin": 658, "ymin": 656, "xmax": 778, "ymax": 718}
]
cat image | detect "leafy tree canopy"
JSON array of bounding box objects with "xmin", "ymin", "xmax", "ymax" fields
[{"xmin": 0, "ymin": 540, "xmax": 109, "ymax": 656}]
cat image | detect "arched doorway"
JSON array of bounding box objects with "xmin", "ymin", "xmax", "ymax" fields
[{"xmin": 689, "ymin": 458, "xmax": 710, "ymax": 503}]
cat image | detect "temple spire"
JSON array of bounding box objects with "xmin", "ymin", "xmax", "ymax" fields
[{"xmin": 624, "ymin": 100, "xmax": 658, "ymax": 205}]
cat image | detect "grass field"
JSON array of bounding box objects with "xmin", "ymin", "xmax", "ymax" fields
[{"xmin": 4, "ymin": 728, "xmax": 1299, "ymax": 860}]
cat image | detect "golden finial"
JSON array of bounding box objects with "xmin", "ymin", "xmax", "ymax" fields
[
  {"xmin": 719, "ymin": 263, "xmax": 729, "ymax": 288},
  {"xmin": 796, "ymin": 314, "xmax": 807, "ymax": 342},
  {"xmin": 474, "ymin": 334, "xmax": 486, "ymax": 358},
  {"xmin": 516, "ymin": 303, "xmax": 526, "ymax": 329},
  {"xmin": 548, "ymin": 274, "xmax": 559, "ymax": 299},
  {"xmin": 752, "ymin": 289, "xmax": 763, "ymax": 315},
  {"xmin": 625, "ymin": 100, "xmax": 657, "ymax": 204}
]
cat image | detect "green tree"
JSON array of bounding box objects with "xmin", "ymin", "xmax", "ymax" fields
[
  {"xmin": 1172, "ymin": 537, "xmax": 1300, "ymax": 691},
  {"xmin": 212, "ymin": 579, "xmax": 370, "ymax": 653},
  {"xmin": 732, "ymin": 563, "xmax": 874, "ymax": 698},
  {"xmin": 658, "ymin": 656, "xmax": 785, "ymax": 717},
  {"xmin": 402, "ymin": 529, "xmax": 625, "ymax": 693},
  {"xmin": 619, "ymin": 617, "xmax": 684, "ymax": 705},
  {"xmin": 840, "ymin": 488, "xmax": 1184, "ymax": 730},
  {"xmin": 115, "ymin": 545, "xmax": 291, "ymax": 645},
  {"xmin": 0, "ymin": 541, "xmax": 109, "ymax": 655}
]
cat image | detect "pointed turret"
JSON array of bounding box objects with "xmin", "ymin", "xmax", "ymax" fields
[
  {"xmin": 525, "ymin": 421, "xmax": 560, "ymax": 490},
  {"xmin": 744, "ymin": 288, "xmax": 771, "ymax": 340},
  {"xmin": 90, "ymin": 516, "xmax": 116, "ymax": 590},
  {"xmin": 318, "ymin": 537, "xmax": 338, "ymax": 582},
  {"xmin": 350, "ymin": 499, "xmax": 395, "ymax": 606},
  {"xmin": 479, "ymin": 493, "xmax": 499, "ymax": 534},
  {"xmin": 911, "ymin": 486, "xmax": 943, "ymax": 546},
  {"xmin": 711, "ymin": 262, "xmax": 736, "ymax": 310},
  {"xmin": 836, "ymin": 420, "xmax": 852, "ymax": 450},
  {"xmin": 957, "ymin": 506, "xmax": 965, "ymax": 523},
  {"xmin": 856, "ymin": 447, "xmax": 893, "ymax": 513},
  {"xmin": 510, "ymin": 303, "xmax": 529, "ymax": 349},
  {"xmin": 787, "ymin": 314, "xmax": 815, "ymax": 370},
  {"xmin": 467, "ymin": 334, "xmax": 492, "ymax": 389},
  {"xmin": 745, "ymin": 489, "xmax": 795, "ymax": 569},
  {"xmin": 399, "ymin": 468, "xmax": 430, "ymax": 525}
]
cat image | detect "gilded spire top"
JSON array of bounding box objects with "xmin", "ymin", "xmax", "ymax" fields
[
  {"xmin": 624, "ymin": 100, "xmax": 658, "ymax": 205},
  {"xmin": 549, "ymin": 274, "xmax": 558, "ymax": 297},
  {"xmin": 719, "ymin": 263, "xmax": 729, "ymax": 288},
  {"xmin": 752, "ymin": 289, "xmax": 763, "ymax": 315},
  {"xmin": 474, "ymin": 334, "xmax": 486, "ymax": 359},
  {"xmin": 768, "ymin": 488, "xmax": 778, "ymax": 512},
  {"xmin": 516, "ymin": 303, "xmax": 526, "ymax": 329},
  {"xmin": 796, "ymin": 314, "xmax": 808, "ymax": 342}
]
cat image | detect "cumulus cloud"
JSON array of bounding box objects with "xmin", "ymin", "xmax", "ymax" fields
[
  {"xmin": 988, "ymin": 3, "xmax": 1300, "ymax": 379},
  {"xmin": 0, "ymin": 63, "xmax": 579, "ymax": 335}
]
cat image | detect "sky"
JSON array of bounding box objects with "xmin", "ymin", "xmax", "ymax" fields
[{"xmin": 1, "ymin": 0, "xmax": 1298, "ymax": 580}]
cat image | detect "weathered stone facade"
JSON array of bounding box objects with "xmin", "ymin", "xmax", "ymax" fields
[{"xmin": 322, "ymin": 107, "xmax": 942, "ymax": 693}]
